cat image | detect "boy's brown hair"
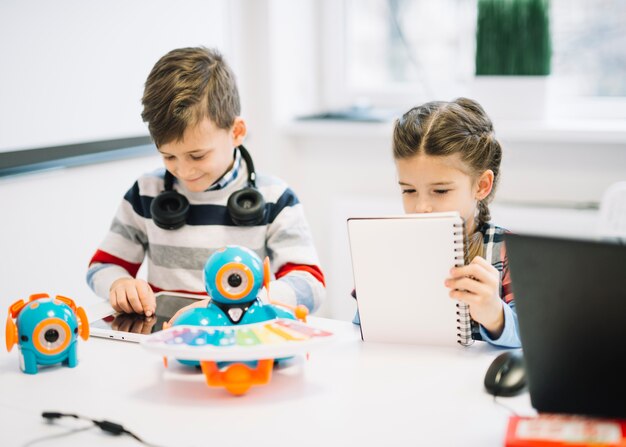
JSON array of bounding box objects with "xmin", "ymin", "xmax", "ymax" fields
[{"xmin": 141, "ymin": 47, "xmax": 240, "ymax": 147}]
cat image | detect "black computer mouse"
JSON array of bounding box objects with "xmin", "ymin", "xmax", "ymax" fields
[{"xmin": 484, "ymin": 350, "xmax": 527, "ymax": 397}]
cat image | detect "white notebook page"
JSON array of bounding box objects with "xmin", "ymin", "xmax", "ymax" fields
[{"xmin": 348, "ymin": 212, "xmax": 465, "ymax": 347}]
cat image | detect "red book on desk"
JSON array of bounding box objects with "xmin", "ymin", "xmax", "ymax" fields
[{"xmin": 505, "ymin": 415, "xmax": 626, "ymax": 447}]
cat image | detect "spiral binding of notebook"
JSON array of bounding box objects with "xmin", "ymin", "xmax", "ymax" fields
[{"xmin": 454, "ymin": 219, "xmax": 474, "ymax": 346}]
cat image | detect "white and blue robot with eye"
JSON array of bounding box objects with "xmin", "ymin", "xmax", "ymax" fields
[
  {"xmin": 175, "ymin": 246, "xmax": 307, "ymax": 328},
  {"xmin": 5, "ymin": 293, "xmax": 89, "ymax": 374},
  {"xmin": 169, "ymin": 245, "xmax": 309, "ymax": 394}
]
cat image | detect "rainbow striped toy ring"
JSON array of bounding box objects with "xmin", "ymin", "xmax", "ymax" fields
[{"xmin": 141, "ymin": 318, "xmax": 334, "ymax": 362}]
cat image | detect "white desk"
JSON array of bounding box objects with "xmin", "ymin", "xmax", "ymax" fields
[{"xmin": 0, "ymin": 317, "xmax": 533, "ymax": 447}]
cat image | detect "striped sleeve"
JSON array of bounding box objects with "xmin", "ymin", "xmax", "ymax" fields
[
  {"xmin": 86, "ymin": 181, "xmax": 149, "ymax": 299},
  {"xmin": 500, "ymin": 245, "xmax": 514, "ymax": 305},
  {"xmin": 478, "ymin": 225, "xmax": 521, "ymax": 348},
  {"xmin": 264, "ymin": 187, "xmax": 326, "ymax": 312}
]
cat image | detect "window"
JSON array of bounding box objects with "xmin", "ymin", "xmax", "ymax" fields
[
  {"xmin": 326, "ymin": 0, "xmax": 626, "ymax": 118},
  {"xmin": 346, "ymin": 0, "xmax": 474, "ymax": 93},
  {"xmin": 551, "ymin": 0, "xmax": 626, "ymax": 97}
]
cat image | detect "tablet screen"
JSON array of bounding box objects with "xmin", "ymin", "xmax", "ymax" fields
[{"xmin": 90, "ymin": 293, "xmax": 203, "ymax": 336}]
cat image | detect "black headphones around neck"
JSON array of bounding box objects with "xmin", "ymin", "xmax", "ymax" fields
[{"xmin": 150, "ymin": 145, "xmax": 266, "ymax": 230}]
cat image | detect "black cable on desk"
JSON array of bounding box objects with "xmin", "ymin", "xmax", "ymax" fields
[{"xmin": 22, "ymin": 411, "xmax": 165, "ymax": 447}]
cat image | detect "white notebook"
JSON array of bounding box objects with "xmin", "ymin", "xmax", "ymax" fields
[{"xmin": 347, "ymin": 211, "xmax": 475, "ymax": 347}]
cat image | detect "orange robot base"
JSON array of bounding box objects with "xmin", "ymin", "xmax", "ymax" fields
[{"xmin": 200, "ymin": 359, "xmax": 274, "ymax": 396}]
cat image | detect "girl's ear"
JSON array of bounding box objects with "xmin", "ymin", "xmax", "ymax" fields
[
  {"xmin": 475, "ymin": 169, "xmax": 494, "ymax": 200},
  {"xmin": 231, "ymin": 117, "xmax": 247, "ymax": 145}
]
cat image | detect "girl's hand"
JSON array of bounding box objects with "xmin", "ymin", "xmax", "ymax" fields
[
  {"xmin": 167, "ymin": 299, "xmax": 210, "ymax": 325},
  {"xmin": 109, "ymin": 277, "xmax": 156, "ymax": 317},
  {"xmin": 445, "ymin": 256, "xmax": 504, "ymax": 338}
]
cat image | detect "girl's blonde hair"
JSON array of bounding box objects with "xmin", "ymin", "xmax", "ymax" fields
[{"xmin": 392, "ymin": 97, "xmax": 503, "ymax": 260}]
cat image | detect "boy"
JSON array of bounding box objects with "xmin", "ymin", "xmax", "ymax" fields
[{"xmin": 86, "ymin": 47, "xmax": 325, "ymax": 317}]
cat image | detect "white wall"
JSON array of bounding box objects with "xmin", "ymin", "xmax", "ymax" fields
[
  {"xmin": 0, "ymin": 0, "xmax": 231, "ymax": 151},
  {"xmin": 0, "ymin": 155, "xmax": 161, "ymax": 307}
]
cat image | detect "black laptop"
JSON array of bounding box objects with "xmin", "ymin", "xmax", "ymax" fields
[{"xmin": 505, "ymin": 233, "xmax": 626, "ymax": 419}]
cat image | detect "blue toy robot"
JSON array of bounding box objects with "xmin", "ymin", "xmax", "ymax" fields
[
  {"xmin": 171, "ymin": 246, "xmax": 309, "ymax": 375},
  {"xmin": 5, "ymin": 293, "xmax": 89, "ymax": 374},
  {"xmin": 175, "ymin": 246, "xmax": 305, "ymax": 328}
]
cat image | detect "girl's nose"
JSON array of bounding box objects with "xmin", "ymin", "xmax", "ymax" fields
[{"xmin": 415, "ymin": 201, "xmax": 433, "ymax": 213}]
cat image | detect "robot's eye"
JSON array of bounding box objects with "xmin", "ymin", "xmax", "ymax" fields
[
  {"xmin": 227, "ymin": 273, "xmax": 242, "ymax": 288},
  {"xmin": 217, "ymin": 263, "xmax": 253, "ymax": 299},
  {"xmin": 33, "ymin": 320, "xmax": 70, "ymax": 354},
  {"xmin": 44, "ymin": 329, "xmax": 60, "ymax": 343}
]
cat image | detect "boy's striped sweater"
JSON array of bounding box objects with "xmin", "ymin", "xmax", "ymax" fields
[{"xmin": 87, "ymin": 157, "xmax": 325, "ymax": 312}]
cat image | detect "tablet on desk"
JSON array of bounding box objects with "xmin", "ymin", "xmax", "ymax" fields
[{"xmin": 89, "ymin": 292, "xmax": 205, "ymax": 342}]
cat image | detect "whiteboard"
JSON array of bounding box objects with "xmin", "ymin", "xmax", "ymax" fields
[{"xmin": 0, "ymin": 0, "xmax": 231, "ymax": 153}]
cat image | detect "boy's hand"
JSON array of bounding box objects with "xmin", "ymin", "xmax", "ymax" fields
[
  {"xmin": 167, "ymin": 299, "xmax": 210, "ymax": 325},
  {"xmin": 109, "ymin": 278, "xmax": 156, "ymax": 317},
  {"xmin": 445, "ymin": 256, "xmax": 504, "ymax": 338}
]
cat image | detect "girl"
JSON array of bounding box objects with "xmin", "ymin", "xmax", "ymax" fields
[{"xmin": 356, "ymin": 98, "xmax": 520, "ymax": 348}]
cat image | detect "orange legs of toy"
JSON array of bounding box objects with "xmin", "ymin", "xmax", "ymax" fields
[{"xmin": 200, "ymin": 359, "xmax": 273, "ymax": 396}]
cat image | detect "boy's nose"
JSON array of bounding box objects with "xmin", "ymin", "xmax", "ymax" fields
[{"xmin": 176, "ymin": 164, "xmax": 197, "ymax": 180}]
